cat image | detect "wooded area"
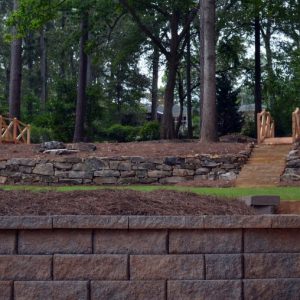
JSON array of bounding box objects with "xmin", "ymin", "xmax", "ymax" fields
[{"xmin": 0, "ymin": 0, "xmax": 299, "ymax": 143}]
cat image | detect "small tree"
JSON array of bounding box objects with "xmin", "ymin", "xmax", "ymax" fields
[{"xmin": 217, "ymin": 74, "xmax": 243, "ymax": 136}]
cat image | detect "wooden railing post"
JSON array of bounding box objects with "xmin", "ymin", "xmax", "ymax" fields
[
  {"xmin": 27, "ymin": 125, "xmax": 31, "ymax": 144},
  {"xmin": 0, "ymin": 115, "xmax": 2, "ymax": 144}
]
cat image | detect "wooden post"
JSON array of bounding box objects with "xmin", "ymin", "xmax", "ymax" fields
[
  {"xmin": 27, "ymin": 125, "xmax": 31, "ymax": 144},
  {"xmin": 0, "ymin": 116, "xmax": 2, "ymax": 144},
  {"xmin": 257, "ymin": 112, "xmax": 261, "ymax": 144},
  {"xmin": 13, "ymin": 118, "xmax": 17, "ymax": 144}
]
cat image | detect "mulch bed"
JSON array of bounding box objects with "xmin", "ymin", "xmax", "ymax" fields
[
  {"xmin": 0, "ymin": 189, "xmax": 256, "ymax": 216},
  {"xmin": 0, "ymin": 141, "xmax": 248, "ymax": 160}
]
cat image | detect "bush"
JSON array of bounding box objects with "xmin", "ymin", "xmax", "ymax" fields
[
  {"xmin": 30, "ymin": 125, "xmax": 54, "ymax": 144},
  {"xmin": 107, "ymin": 124, "xmax": 139, "ymax": 142},
  {"xmin": 139, "ymin": 121, "xmax": 160, "ymax": 141}
]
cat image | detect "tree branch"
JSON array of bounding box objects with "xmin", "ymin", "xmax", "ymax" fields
[{"xmin": 119, "ymin": 0, "xmax": 169, "ymax": 58}]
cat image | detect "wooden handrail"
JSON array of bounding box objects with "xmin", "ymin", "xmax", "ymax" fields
[
  {"xmin": 292, "ymin": 107, "xmax": 300, "ymax": 143},
  {"xmin": 0, "ymin": 116, "xmax": 31, "ymax": 144},
  {"xmin": 257, "ymin": 109, "xmax": 275, "ymax": 144}
]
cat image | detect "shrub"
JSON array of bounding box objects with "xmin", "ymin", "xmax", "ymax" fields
[
  {"xmin": 30, "ymin": 125, "xmax": 54, "ymax": 144},
  {"xmin": 139, "ymin": 121, "xmax": 160, "ymax": 141},
  {"xmin": 107, "ymin": 124, "xmax": 139, "ymax": 142}
]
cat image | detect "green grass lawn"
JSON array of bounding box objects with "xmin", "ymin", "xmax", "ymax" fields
[{"xmin": 1, "ymin": 185, "xmax": 300, "ymax": 201}]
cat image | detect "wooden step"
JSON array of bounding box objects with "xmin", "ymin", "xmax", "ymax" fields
[{"xmin": 235, "ymin": 143, "xmax": 291, "ymax": 187}]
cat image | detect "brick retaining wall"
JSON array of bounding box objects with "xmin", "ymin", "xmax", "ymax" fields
[
  {"xmin": 0, "ymin": 215, "xmax": 299, "ymax": 299},
  {"xmin": 0, "ymin": 148, "xmax": 251, "ymax": 185}
]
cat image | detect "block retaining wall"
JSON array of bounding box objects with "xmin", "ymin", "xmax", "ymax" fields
[
  {"xmin": 0, "ymin": 214, "xmax": 300, "ymax": 299},
  {"xmin": 0, "ymin": 148, "xmax": 251, "ymax": 185}
]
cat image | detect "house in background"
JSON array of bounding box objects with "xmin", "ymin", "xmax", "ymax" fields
[{"xmin": 145, "ymin": 104, "xmax": 188, "ymax": 130}]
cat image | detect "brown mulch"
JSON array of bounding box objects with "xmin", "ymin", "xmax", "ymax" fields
[
  {"xmin": 0, "ymin": 189, "xmax": 256, "ymax": 216},
  {"xmin": 277, "ymin": 202, "xmax": 300, "ymax": 215},
  {"xmin": 0, "ymin": 141, "xmax": 248, "ymax": 160}
]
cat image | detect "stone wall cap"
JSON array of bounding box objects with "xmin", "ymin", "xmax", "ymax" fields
[
  {"xmin": 0, "ymin": 216, "xmax": 52, "ymax": 229},
  {"xmin": 0, "ymin": 215, "xmax": 299, "ymax": 229},
  {"xmin": 52, "ymin": 215, "xmax": 129, "ymax": 229}
]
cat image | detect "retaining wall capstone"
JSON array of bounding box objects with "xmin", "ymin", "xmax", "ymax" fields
[
  {"xmin": 0, "ymin": 215, "xmax": 299, "ymax": 299},
  {"xmin": 0, "ymin": 148, "xmax": 252, "ymax": 185}
]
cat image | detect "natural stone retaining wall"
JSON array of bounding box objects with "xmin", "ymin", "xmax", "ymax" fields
[
  {"xmin": 0, "ymin": 215, "xmax": 299, "ymax": 299},
  {"xmin": 0, "ymin": 148, "xmax": 251, "ymax": 185},
  {"xmin": 281, "ymin": 145, "xmax": 300, "ymax": 182}
]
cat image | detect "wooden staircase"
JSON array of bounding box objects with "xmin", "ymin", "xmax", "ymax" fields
[{"xmin": 235, "ymin": 143, "xmax": 291, "ymax": 187}]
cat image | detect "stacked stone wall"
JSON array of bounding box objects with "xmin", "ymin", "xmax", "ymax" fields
[
  {"xmin": 0, "ymin": 215, "xmax": 299, "ymax": 299},
  {"xmin": 0, "ymin": 149, "xmax": 251, "ymax": 185}
]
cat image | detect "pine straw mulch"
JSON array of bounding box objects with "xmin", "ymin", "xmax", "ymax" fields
[
  {"xmin": 0, "ymin": 141, "xmax": 249, "ymax": 160},
  {"xmin": 0, "ymin": 189, "xmax": 256, "ymax": 216}
]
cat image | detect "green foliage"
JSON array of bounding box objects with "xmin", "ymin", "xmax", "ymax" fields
[
  {"xmin": 30, "ymin": 125, "xmax": 54, "ymax": 143},
  {"xmin": 217, "ymin": 74, "xmax": 244, "ymax": 136},
  {"xmin": 139, "ymin": 121, "xmax": 160, "ymax": 141},
  {"xmin": 107, "ymin": 124, "xmax": 139, "ymax": 142}
]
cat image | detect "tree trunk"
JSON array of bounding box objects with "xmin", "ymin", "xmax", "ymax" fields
[
  {"xmin": 175, "ymin": 72, "xmax": 184, "ymax": 137},
  {"xmin": 40, "ymin": 26, "xmax": 47, "ymax": 111},
  {"xmin": 200, "ymin": 0, "xmax": 217, "ymax": 142},
  {"xmin": 186, "ymin": 24, "xmax": 193, "ymax": 138},
  {"xmin": 9, "ymin": 0, "xmax": 22, "ymax": 119},
  {"xmin": 26, "ymin": 33, "xmax": 34, "ymax": 118},
  {"xmin": 254, "ymin": 8, "xmax": 262, "ymax": 130},
  {"xmin": 160, "ymin": 12, "xmax": 180, "ymax": 139},
  {"xmin": 151, "ymin": 45, "xmax": 159, "ymax": 121},
  {"xmin": 73, "ymin": 13, "xmax": 88, "ymax": 142}
]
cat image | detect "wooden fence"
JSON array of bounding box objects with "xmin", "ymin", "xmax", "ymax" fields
[
  {"xmin": 292, "ymin": 107, "xmax": 300, "ymax": 143},
  {"xmin": 0, "ymin": 116, "xmax": 31, "ymax": 144},
  {"xmin": 257, "ymin": 109, "xmax": 275, "ymax": 144}
]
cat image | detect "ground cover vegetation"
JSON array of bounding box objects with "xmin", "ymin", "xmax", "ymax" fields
[
  {"xmin": 1, "ymin": 185, "xmax": 300, "ymax": 201},
  {"xmin": 0, "ymin": 0, "xmax": 299, "ymax": 143}
]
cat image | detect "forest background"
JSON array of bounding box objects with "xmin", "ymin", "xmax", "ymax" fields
[{"xmin": 0, "ymin": 0, "xmax": 299, "ymax": 143}]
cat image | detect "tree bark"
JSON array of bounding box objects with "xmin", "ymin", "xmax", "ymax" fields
[
  {"xmin": 186, "ymin": 24, "xmax": 193, "ymax": 138},
  {"xmin": 175, "ymin": 72, "xmax": 184, "ymax": 137},
  {"xmin": 151, "ymin": 45, "xmax": 159, "ymax": 121},
  {"xmin": 26, "ymin": 33, "xmax": 34, "ymax": 118},
  {"xmin": 200, "ymin": 0, "xmax": 217, "ymax": 142},
  {"xmin": 254, "ymin": 8, "xmax": 262, "ymax": 129},
  {"xmin": 40, "ymin": 26, "xmax": 47, "ymax": 111},
  {"xmin": 9, "ymin": 0, "xmax": 22, "ymax": 119},
  {"xmin": 73, "ymin": 13, "xmax": 88, "ymax": 142}
]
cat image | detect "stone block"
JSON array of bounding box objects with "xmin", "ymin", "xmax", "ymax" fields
[
  {"xmin": 0, "ymin": 255, "xmax": 51, "ymax": 280},
  {"xmin": 14, "ymin": 281, "xmax": 89, "ymax": 300},
  {"xmin": 244, "ymin": 229, "xmax": 300, "ymax": 253},
  {"xmin": 205, "ymin": 254, "xmax": 242, "ymax": 279},
  {"xmin": 93, "ymin": 177, "xmax": 117, "ymax": 184},
  {"xmin": 117, "ymin": 177, "xmax": 140, "ymax": 184},
  {"xmin": 129, "ymin": 216, "xmax": 205, "ymax": 229},
  {"xmin": 120, "ymin": 171, "xmax": 135, "ymax": 178},
  {"xmin": 54, "ymin": 162, "xmax": 73, "ymax": 170},
  {"xmin": 271, "ymin": 215, "xmax": 300, "ymax": 228},
  {"xmin": 19, "ymin": 229, "xmax": 92, "ymax": 254},
  {"xmin": 32, "ymin": 163, "xmax": 54, "ymax": 176},
  {"xmin": 118, "ymin": 162, "xmax": 131, "ymax": 171},
  {"xmin": 0, "ymin": 231, "xmax": 16, "ymax": 254},
  {"xmin": 159, "ymin": 176, "xmax": 190, "ymax": 184},
  {"xmin": 94, "ymin": 230, "xmax": 167, "ymax": 254},
  {"xmin": 53, "ymin": 215, "xmax": 128, "ymax": 229},
  {"xmin": 245, "ymin": 253, "xmax": 300, "ymax": 278},
  {"xmin": 130, "ymin": 255, "xmax": 204, "ymax": 280},
  {"xmin": 169, "ymin": 229, "xmax": 242, "ymax": 254},
  {"xmin": 172, "ymin": 169, "xmax": 194, "ymax": 176},
  {"xmin": 204, "ymin": 215, "xmax": 272, "ymax": 229},
  {"xmin": 53, "ymin": 254, "xmax": 128, "ymax": 280},
  {"xmin": 0, "ymin": 176, "xmax": 7, "ymax": 184},
  {"xmin": 195, "ymin": 167, "xmax": 210, "ymax": 175},
  {"xmin": 0, "ymin": 216, "xmax": 52, "ymax": 229},
  {"xmin": 0, "ymin": 281, "xmax": 12, "ymax": 300},
  {"xmin": 68, "ymin": 171, "xmax": 93, "ymax": 179},
  {"xmin": 54, "ymin": 170, "xmax": 69, "ymax": 178},
  {"xmin": 148, "ymin": 170, "xmax": 171, "ymax": 178},
  {"xmin": 244, "ymin": 279, "xmax": 300, "ymax": 300},
  {"xmin": 241, "ymin": 195, "xmax": 280, "ymax": 206},
  {"xmin": 91, "ymin": 281, "xmax": 165, "ymax": 300},
  {"xmin": 94, "ymin": 170, "xmax": 120, "ymax": 177},
  {"xmin": 58, "ymin": 178, "xmax": 83, "ymax": 184},
  {"xmin": 168, "ymin": 280, "xmax": 242, "ymax": 300}
]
